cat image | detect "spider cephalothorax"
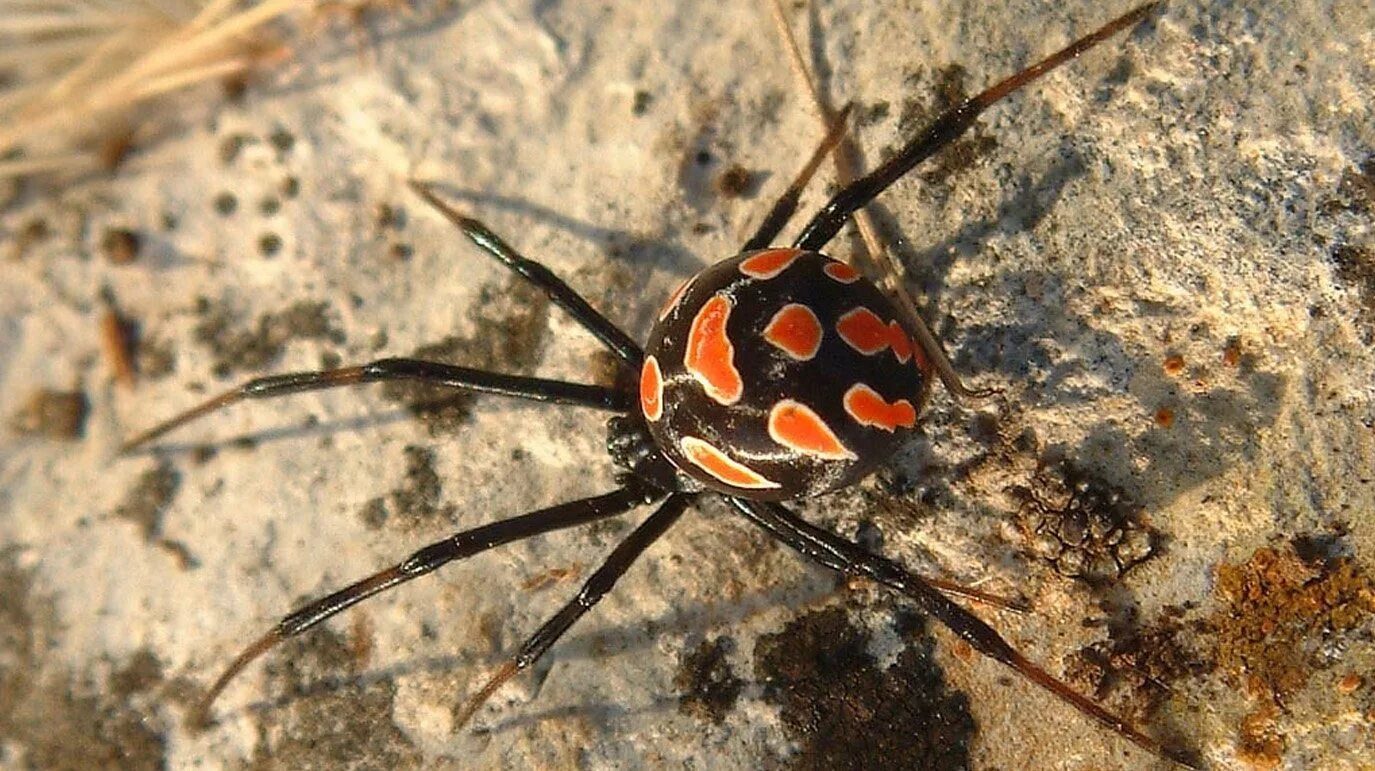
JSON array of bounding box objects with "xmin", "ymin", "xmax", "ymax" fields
[
  {"xmin": 122, "ymin": 4, "xmax": 1197, "ymax": 767},
  {"xmin": 642, "ymin": 248, "xmax": 931, "ymax": 500}
]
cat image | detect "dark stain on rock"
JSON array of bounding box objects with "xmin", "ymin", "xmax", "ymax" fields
[
  {"xmin": 753, "ymin": 606, "xmax": 973, "ymax": 770},
  {"xmin": 357, "ymin": 496, "xmax": 389, "ymax": 530},
  {"xmin": 113, "ymin": 461, "xmax": 180, "ymax": 541},
  {"xmin": 1321, "ymin": 155, "xmax": 1375, "ymax": 216},
  {"xmin": 9, "ymin": 389, "xmax": 89, "ymax": 440},
  {"xmin": 193, "ymin": 298, "xmax": 344, "ymax": 379},
  {"xmin": 249, "ymin": 626, "xmax": 422, "ymax": 771},
  {"xmin": 1331, "ymin": 244, "xmax": 1375, "ymax": 341},
  {"xmin": 1066, "ymin": 606, "xmax": 1210, "ymax": 726},
  {"xmin": 380, "ymin": 277, "xmax": 549, "ymax": 435},
  {"xmin": 388, "ymin": 445, "xmax": 454, "ymax": 531},
  {"xmin": 112, "ymin": 462, "xmax": 200, "ymax": 569},
  {"xmin": 1011, "ymin": 458, "xmax": 1158, "ymax": 586},
  {"xmin": 134, "ymin": 333, "xmax": 177, "ymax": 380},
  {"xmin": 674, "ymin": 636, "xmax": 744, "ymax": 725},
  {"xmin": 0, "ymin": 548, "xmax": 169, "ymax": 770},
  {"xmin": 354, "ymin": 445, "xmax": 453, "ymax": 533},
  {"xmin": 891, "ymin": 64, "xmax": 997, "ymax": 188}
]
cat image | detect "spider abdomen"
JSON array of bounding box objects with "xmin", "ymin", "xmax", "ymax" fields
[{"xmin": 641, "ymin": 248, "xmax": 931, "ymax": 500}]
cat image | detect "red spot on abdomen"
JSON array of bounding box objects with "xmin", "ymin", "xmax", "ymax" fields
[
  {"xmin": 681, "ymin": 436, "xmax": 780, "ymax": 489},
  {"xmin": 685, "ymin": 293, "xmax": 744, "ymax": 405},
  {"xmin": 739, "ymin": 248, "xmax": 804, "ymax": 279},
  {"xmin": 640, "ymin": 355, "xmax": 663, "ymax": 421},
  {"xmin": 823, "ymin": 261, "xmax": 860, "ymax": 283},
  {"xmin": 836, "ymin": 307, "xmax": 914, "ymax": 363},
  {"xmin": 768, "ymin": 400, "xmax": 856, "ymax": 460},
  {"xmin": 843, "ymin": 383, "xmax": 917, "ymax": 431},
  {"xmin": 763, "ymin": 304, "xmax": 823, "ymax": 360}
]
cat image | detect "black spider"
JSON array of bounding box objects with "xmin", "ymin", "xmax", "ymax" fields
[{"xmin": 124, "ymin": 3, "xmax": 1196, "ymax": 767}]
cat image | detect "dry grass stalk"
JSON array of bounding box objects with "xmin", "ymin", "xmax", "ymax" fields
[{"xmin": 0, "ymin": 0, "xmax": 357, "ymax": 181}]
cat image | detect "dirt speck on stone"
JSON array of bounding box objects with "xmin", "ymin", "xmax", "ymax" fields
[
  {"xmin": 753, "ymin": 606, "xmax": 973, "ymax": 770},
  {"xmin": 714, "ymin": 163, "xmax": 758, "ymax": 198},
  {"xmin": 113, "ymin": 461, "xmax": 180, "ymax": 541},
  {"xmin": 674, "ymin": 636, "xmax": 743, "ymax": 725},
  {"xmin": 100, "ymin": 228, "xmax": 141, "ymax": 265},
  {"xmin": 10, "ymin": 389, "xmax": 89, "ymax": 440},
  {"xmin": 386, "ymin": 445, "xmax": 454, "ymax": 531}
]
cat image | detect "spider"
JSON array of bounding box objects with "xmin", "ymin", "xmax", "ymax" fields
[{"xmin": 124, "ymin": 3, "xmax": 1197, "ymax": 767}]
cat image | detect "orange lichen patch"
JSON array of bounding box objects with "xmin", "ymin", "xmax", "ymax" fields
[
  {"xmin": 681, "ymin": 436, "xmax": 780, "ymax": 490},
  {"xmin": 823, "ymin": 261, "xmax": 860, "ymax": 283},
  {"xmin": 843, "ymin": 384, "xmax": 917, "ymax": 431},
  {"xmin": 640, "ymin": 355, "xmax": 664, "ymax": 421},
  {"xmin": 763, "ymin": 304, "xmax": 823, "ymax": 360},
  {"xmin": 836, "ymin": 307, "xmax": 911, "ymax": 362},
  {"xmin": 1337, "ymin": 673, "xmax": 1363, "ymax": 694},
  {"xmin": 767, "ymin": 400, "xmax": 856, "ymax": 460},
  {"xmin": 738, "ymin": 248, "xmax": 804, "ymax": 279},
  {"xmin": 1212, "ymin": 543, "xmax": 1375, "ymax": 757},
  {"xmin": 1163, "ymin": 354, "xmax": 1186, "ymax": 376},
  {"xmin": 1223, "ymin": 338, "xmax": 1243, "ymax": 367},
  {"xmin": 1154, "ymin": 406, "xmax": 1175, "ymax": 428},
  {"xmin": 659, "ymin": 276, "xmax": 696, "ymax": 320},
  {"xmin": 685, "ymin": 294, "xmax": 744, "ymax": 405}
]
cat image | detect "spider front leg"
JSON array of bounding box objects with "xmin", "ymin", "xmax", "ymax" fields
[
  {"xmin": 793, "ymin": 2, "xmax": 1162, "ymax": 251},
  {"xmin": 453, "ymin": 493, "xmax": 692, "ymax": 729},
  {"xmin": 191, "ymin": 484, "xmax": 656, "ymax": 727},
  {"xmin": 122, "ymin": 358, "xmax": 628, "ymax": 450},
  {"xmin": 728, "ymin": 496, "xmax": 1201, "ymax": 769},
  {"xmin": 408, "ymin": 180, "xmax": 644, "ymax": 369}
]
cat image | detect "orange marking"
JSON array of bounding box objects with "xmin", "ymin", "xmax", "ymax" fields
[
  {"xmin": 763, "ymin": 304, "xmax": 823, "ymax": 360},
  {"xmin": 685, "ymin": 294, "xmax": 744, "ymax": 404},
  {"xmin": 639, "ymin": 355, "xmax": 663, "ymax": 421},
  {"xmin": 836, "ymin": 307, "xmax": 913, "ymax": 362},
  {"xmin": 888, "ymin": 321, "xmax": 913, "ymax": 364},
  {"xmin": 836, "ymin": 307, "xmax": 891, "ymax": 355},
  {"xmin": 658, "ymin": 276, "xmax": 695, "ymax": 321},
  {"xmin": 681, "ymin": 436, "xmax": 781, "ymax": 489},
  {"xmin": 843, "ymin": 383, "xmax": 917, "ymax": 432},
  {"xmin": 768, "ymin": 400, "xmax": 856, "ymax": 460},
  {"xmin": 823, "ymin": 261, "xmax": 860, "ymax": 283},
  {"xmin": 738, "ymin": 248, "xmax": 804, "ymax": 279}
]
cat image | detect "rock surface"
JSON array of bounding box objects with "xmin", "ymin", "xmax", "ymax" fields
[{"xmin": 2, "ymin": 1, "xmax": 1373, "ymax": 769}]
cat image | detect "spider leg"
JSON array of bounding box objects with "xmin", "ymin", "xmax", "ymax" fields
[
  {"xmin": 190, "ymin": 484, "xmax": 655, "ymax": 727},
  {"xmin": 453, "ymin": 492, "xmax": 692, "ymax": 730},
  {"xmin": 409, "ymin": 180, "xmax": 644, "ymax": 369},
  {"xmin": 740, "ymin": 102, "xmax": 853, "ymax": 252},
  {"xmin": 728, "ymin": 496, "xmax": 1201, "ymax": 769},
  {"xmin": 793, "ymin": 2, "xmax": 1162, "ymax": 252},
  {"xmin": 122, "ymin": 358, "xmax": 628, "ymax": 451},
  {"xmin": 766, "ymin": 0, "xmax": 993, "ymax": 401}
]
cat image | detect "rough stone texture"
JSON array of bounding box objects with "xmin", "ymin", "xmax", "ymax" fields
[{"xmin": 2, "ymin": 1, "xmax": 1373, "ymax": 769}]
